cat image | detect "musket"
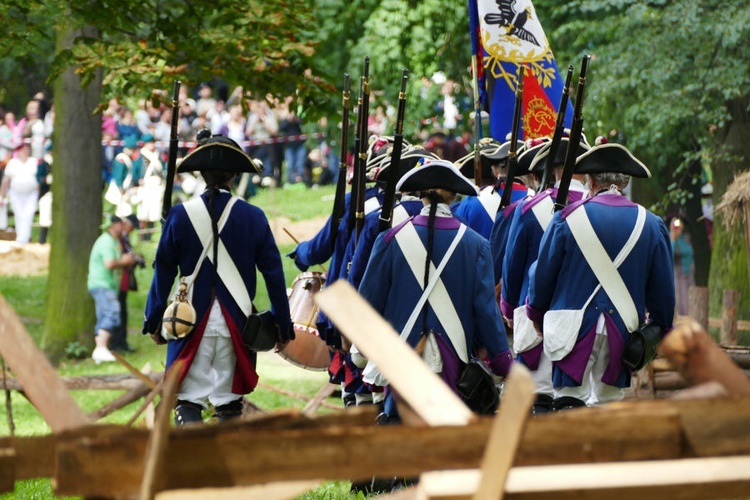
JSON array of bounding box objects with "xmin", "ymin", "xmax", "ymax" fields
[
  {"xmin": 161, "ymin": 80, "xmax": 181, "ymax": 223},
  {"xmin": 498, "ymin": 65, "xmax": 524, "ymax": 210},
  {"xmin": 329, "ymin": 73, "xmax": 351, "ymax": 252},
  {"xmin": 554, "ymin": 55, "xmax": 591, "ymax": 212},
  {"xmin": 353, "ymin": 56, "xmax": 371, "ymax": 244},
  {"xmin": 471, "ymin": 56, "xmax": 483, "ymax": 187},
  {"xmin": 539, "ymin": 65, "xmax": 574, "ymax": 192},
  {"xmin": 346, "ymin": 75, "xmax": 365, "ymax": 239},
  {"xmin": 378, "ymin": 69, "xmax": 409, "ymax": 233}
]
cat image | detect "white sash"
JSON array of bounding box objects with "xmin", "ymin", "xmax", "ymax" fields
[
  {"xmin": 530, "ymin": 195, "xmax": 554, "ymax": 232},
  {"xmin": 362, "ymin": 221, "xmax": 467, "ymax": 386},
  {"xmin": 542, "ymin": 204, "xmax": 645, "ymax": 361},
  {"xmin": 394, "ymin": 221, "xmax": 469, "ymax": 362},
  {"xmin": 181, "ymin": 196, "xmax": 251, "ymax": 315},
  {"xmin": 477, "ymin": 186, "xmax": 501, "ymax": 221}
]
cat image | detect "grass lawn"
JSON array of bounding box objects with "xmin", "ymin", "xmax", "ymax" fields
[{"xmin": 0, "ymin": 184, "xmax": 370, "ymax": 499}]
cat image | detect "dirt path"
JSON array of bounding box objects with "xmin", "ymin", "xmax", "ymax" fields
[{"xmin": 0, "ymin": 216, "xmax": 329, "ymax": 277}]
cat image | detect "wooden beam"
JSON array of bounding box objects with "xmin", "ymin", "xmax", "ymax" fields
[
  {"xmin": 0, "ymin": 435, "xmax": 55, "ymax": 481},
  {"xmin": 155, "ymin": 481, "xmax": 322, "ymax": 500},
  {"xmin": 418, "ymin": 455, "xmax": 750, "ymax": 500},
  {"xmin": 687, "ymin": 285, "xmax": 709, "ymax": 330},
  {"xmin": 112, "ymin": 351, "xmax": 158, "ymax": 390},
  {"xmin": 0, "ymin": 372, "xmax": 163, "ymax": 392},
  {"xmin": 721, "ymin": 289, "xmax": 739, "ymax": 346},
  {"xmin": 301, "ymin": 383, "xmax": 338, "ymax": 416},
  {"xmin": 140, "ymin": 361, "xmax": 183, "ymax": 500},
  {"xmin": 708, "ymin": 318, "xmax": 750, "ymax": 332},
  {"xmin": 315, "ymin": 281, "xmax": 473, "ymax": 426},
  {"xmin": 659, "ymin": 319, "xmax": 750, "ymax": 396},
  {"xmin": 0, "ymin": 448, "xmax": 15, "ymax": 493},
  {"xmin": 0, "ymin": 294, "xmax": 88, "ymax": 432},
  {"xmin": 52, "ymin": 397, "xmax": 712, "ymax": 498},
  {"xmin": 473, "ymin": 364, "xmax": 534, "ymax": 500},
  {"xmin": 88, "ymin": 383, "xmax": 152, "ymax": 421},
  {"xmin": 256, "ymin": 382, "xmax": 341, "ymax": 412}
]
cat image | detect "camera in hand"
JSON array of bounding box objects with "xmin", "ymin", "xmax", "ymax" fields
[{"xmin": 134, "ymin": 254, "xmax": 146, "ymax": 268}]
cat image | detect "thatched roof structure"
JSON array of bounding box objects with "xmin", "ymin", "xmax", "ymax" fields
[{"xmin": 716, "ymin": 170, "xmax": 750, "ymax": 230}]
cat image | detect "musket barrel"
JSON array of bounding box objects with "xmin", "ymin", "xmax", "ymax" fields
[
  {"xmin": 539, "ymin": 65, "xmax": 574, "ymax": 192},
  {"xmin": 378, "ymin": 69, "xmax": 409, "ymax": 233},
  {"xmin": 329, "ymin": 74, "xmax": 351, "ymax": 251},
  {"xmin": 161, "ymin": 80, "xmax": 181, "ymax": 223},
  {"xmin": 554, "ymin": 55, "xmax": 591, "ymax": 211},
  {"xmin": 354, "ymin": 57, "xmax": 371, "ymax": 243}
]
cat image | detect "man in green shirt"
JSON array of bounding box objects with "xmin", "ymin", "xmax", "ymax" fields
[{"xmin": 88, "ymin": 215, "xmax": 136, "ymax": 363}]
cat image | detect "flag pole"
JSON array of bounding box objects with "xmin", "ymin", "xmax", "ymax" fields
[{"xmin": 471, "ymin": 55, "xmax": 483, "ymax": 187}]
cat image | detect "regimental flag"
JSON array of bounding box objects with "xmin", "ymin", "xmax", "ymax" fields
[{"xmin": 470, "ymin": 0, "xmax": 572, "ymax": 141}]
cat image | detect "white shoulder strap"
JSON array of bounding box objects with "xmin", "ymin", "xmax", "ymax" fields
[
  {"xmin": 530, "ymin": 195, "xmax": 554, "ymax": 231},
  {"xmin": 182, "ymin": 196, "xmax": 253, "ymax": 314},
  {"xmin": 565, "ymin": 204, "xmax": 646, "ymax": 331},
  {"xmin": 477, "ymin": 186, "xmax": 501, "ymax": 221},
  {"xmin": 395, "ymin": 222, "xmax": 469, "ymax": 362}
]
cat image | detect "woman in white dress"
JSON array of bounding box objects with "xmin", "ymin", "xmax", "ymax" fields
[{"xmin": 0, "ymin": 143, "xmax": 39, "ymax": 243}]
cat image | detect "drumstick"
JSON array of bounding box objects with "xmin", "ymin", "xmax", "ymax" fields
[{"xmin": 284, "ymin": 227, "xmax": 328, "ymax": 273}]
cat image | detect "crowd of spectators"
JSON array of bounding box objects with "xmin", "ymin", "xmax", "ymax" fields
[{"xmin": 0, "ymin": 75, "xmax": 475, "ymax": 242}]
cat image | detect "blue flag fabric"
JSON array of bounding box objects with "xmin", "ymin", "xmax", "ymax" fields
[{"xmin": 471, "ymin": 0, "xmax": 573, "ymax": 141}]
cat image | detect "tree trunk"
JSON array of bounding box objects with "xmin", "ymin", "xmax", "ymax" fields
[
  {"xmin": 42, "ymin": 25, "xmax": 103, "ymax": 362},
  {"xmin": 708, "ymin": 96, "xmax": 750, "ymax": 339}
]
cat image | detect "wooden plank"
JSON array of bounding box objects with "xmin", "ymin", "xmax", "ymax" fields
[
  {"xmin": 0, "ymin": 447, "xmax": 15, "ymax": 493},
  {"xmin": 53, "ymin": 398, "xmax": 697, "ymax": 498},
  {"xmin": 0, "ymin": 435, "xmax": 55, "ymax": 480},
  {"xmin": 140, "ymin": 360, "xmax": 183, "ymax": 500},
  {"xmin": 257, "ymin": 382, "xmax": 341, "ymax": 412},
  {"xmin": 418, "ymin": 455, "xmax": 750, "ymax": 500},
  {"xmin": 127, "ymin": 377, "xmax": 165, "ymax": 427},
  {"xmin": 708, "ymin": 317, "xmax": 750, "ymax": 332},
  {"xmin": 473, "ymin": 364, "xmax": 534, "ymax": 500},
  {"xmin": 0, "ymin": 294, "xmax": 88, "ymax": 432},
  {"xmin": 687, "ymin": 285, "xmax": 709, "ymax": 330},
  {"xmin": 112, "ymin": 351, "xmax": 158, "ymax": 390},
  {"xmin": 88, "ymin": 383, "xmax": 152, "ymax": 421},
  {"xmin": 659, "ymin": 319, "xmax": 750, "ymax": 396},
  {"xmin": 721, "ymin": 289, "xmax": 739, "ymax": 346},
  {"xmin": 301, "ymin": 383, "xmax": 338, "ymax": 416},
  {"xmin": 155, "ymin": 481, "xmax": 321, "ymax": 500},
  {"xmin": 315, "ymin": 281, "xmax": 473, "ymax": 426},
  {"xmin": 0, "ymin": 372, "xmax": 163, "ymax": 392}
]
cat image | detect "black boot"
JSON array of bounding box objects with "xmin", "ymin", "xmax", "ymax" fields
[
  {"xmin": 214, "ymin": 399, "xmax": 244, "ymax": 423},
  {"xmin": 174, "ymin": 400, "xmax": 203, "ymax": 426},
  {"xmin": 531, "ymin": 394, "xmax": 554, "ymax": 415},
  {"xmin": 553, "ymin": 396, "xmax": 587, "ymax": 412}
]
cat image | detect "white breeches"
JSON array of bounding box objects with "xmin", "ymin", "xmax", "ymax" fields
[{"xmin": 9, "ymin": 190, "xmax": 38, "ymax": 243}]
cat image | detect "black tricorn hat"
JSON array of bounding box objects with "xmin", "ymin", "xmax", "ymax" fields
[
  {"xmin": 397, "ymin": 158, "xmax": 479, "ymax": 197},
  {"xmin": 529, "ymin": 133, "xmax": 591, "ymax": 173},
  {"xmin": 368, "ymin": 145, "xmax": 438, "ymax": 184},
  {"xmin": 177, "ymin": 135, "xmax": 261, "ymax": 174},
  {"xmin": 456, "ymin": 138, "xmax": 524, "ymax": 180},
  {"xmin": 516, "ymin": 137, "xmax": 552, "ymax": 173},
  {"xmin": 574, "ymin": 142, "xmax": 651, "ymax": 178}
]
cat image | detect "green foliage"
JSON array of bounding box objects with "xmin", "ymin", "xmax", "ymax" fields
[{"xmin": 63, "ymin": 341, "xmax": 89, "ymax": 360}]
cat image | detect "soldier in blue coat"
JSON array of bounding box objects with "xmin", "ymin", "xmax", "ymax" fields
[
  {"xmin": 489, "ymin": 137, "xmax": 551, "ymax": 282},
  {"xmin": 526, "ymin": 141, "xmax": 675, "ymax": 409},
  {"xmin": 142, "ymin": 134, "xmax": 293, "ymax": 425},
  {"xmin": 358, "ymin": 158, "xmax": 513, "ymax": 421},
  {"xmin": 499, "ymin": 136, "xmax": 590, "ymax": 413},
  {"xmin": 287, "ymin": 136, "xmax": 393, "ymax": 406},
  {"xmin": 452, "ymin": 139, "xmax": 532, "ymax": 240}
]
